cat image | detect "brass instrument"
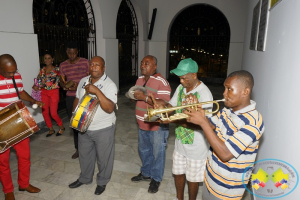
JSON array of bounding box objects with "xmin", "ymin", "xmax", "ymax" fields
[{"xmin": 144, "ymin": 99, "xmax": 225, "ymax": 122}]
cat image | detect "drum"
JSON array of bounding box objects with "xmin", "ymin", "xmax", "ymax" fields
[
  {"xmin": 0, "ymin": 101, "xmax": 39, "ymax": 153},
  {"xmin": 70, "ymin": 94, "xmax": 99, "ymax": 132}
]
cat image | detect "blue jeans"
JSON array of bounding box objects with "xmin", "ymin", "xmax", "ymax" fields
[{"xmin": 138, "ymin": 124, "xmax": 169, "ymax": 182}]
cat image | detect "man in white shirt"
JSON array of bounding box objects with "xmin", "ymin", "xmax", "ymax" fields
[{"xmin": 68, "ymin": 56, "xmax": 118, "ymax": 196}]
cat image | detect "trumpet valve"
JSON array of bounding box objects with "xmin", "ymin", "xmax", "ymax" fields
[{"xmin": 169, "ymin": 113, "xmax": 189, "ymax": 121}]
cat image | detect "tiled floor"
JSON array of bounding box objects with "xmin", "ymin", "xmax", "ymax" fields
[{"xmin": 0, "ymin": 82, "xmax": 252, "ymax": 200}]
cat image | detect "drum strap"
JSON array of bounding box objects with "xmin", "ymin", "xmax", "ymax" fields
[
  {"xmin": 12, "ymin": 77, "xmax": 20, "ymax": 99},
  {"xmin": 143, "ymin": 72, "xmax": 156, "ymax": 87}
]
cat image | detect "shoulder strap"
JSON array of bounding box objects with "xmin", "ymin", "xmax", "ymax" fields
[
  {"xmin": 143, "ymin": 73, "xmax": 156, "ymax": 87},
  {"xmin": 12, "ymin": 77, "xmax": 20, "ymax": 99}
]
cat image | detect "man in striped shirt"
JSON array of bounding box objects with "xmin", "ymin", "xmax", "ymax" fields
[
  {"xmin": 185, "ymin": 70, "xmax": 265, "ymax": 200},
  {"xmin": 131, "ymin": 55, "xmax": 171, "ymax": 193},
  {"xmin": 59, "ymin": 42, "xmax": 89, "ymax": 159},
  {"xmin": 0, "ymin": 54, "xmax": 44, "ymax": 200}
]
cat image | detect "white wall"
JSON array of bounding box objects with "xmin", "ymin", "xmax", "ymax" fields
[
  {"xmin": 94, "ymin": 0, "xmax": 248, "ymax": 84},
  {"xmin": 147, "ymin": 0, "xmax": 248, "ymax": 77},
  {"xmin": 0, "ymin": 0, "xmax": 34, "ymax": 34},
  {"xmin": 104, "ymin": 39, "xmax": 119, "ymax": 88},
  {"xmin": 131, "ymin": 0, "xmax": 149, "ymax": 65},
  {"xmin": 0, "ymin": 0, "xmax": 248, "ymax": 125},
  {"xmin": 242, "ymin": 0, "xmax": 300, "ymax": 199},
  {"xmin": 0, "ymin": 0, "xmax": 44, "ymax": 123},
  {"xmin": 148, "ymin": 41, "xmax": 167, "ymax": 77},
  {"xmin": 94, "ymin": 0, "xmax": 149, "ymax": 87}
]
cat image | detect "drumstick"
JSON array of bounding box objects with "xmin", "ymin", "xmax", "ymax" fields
[
  {"xmin": 85, "ymin": 77, "xmax": 92, "ymax": 95},
  {"xmin": 0, "ymin": 108, "xmax": 9, "ymax": 115}
]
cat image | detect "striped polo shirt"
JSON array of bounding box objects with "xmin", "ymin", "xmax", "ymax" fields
[
  {"xmin": 205, "ymin": 100, "xmax": 264, "ymax": 200},
  {"xmin": 135, "ymin": 73, "xmax": 171, "ymax": 131},
  {"xmin": 59, "ymin": 57, "xmax": 89, "ymax": 97},
  {"xmin": 0, "ymin": 73, "xmax": 24, "ymax": 109}
]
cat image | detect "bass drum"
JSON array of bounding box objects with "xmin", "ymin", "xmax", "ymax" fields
[
  {"xmin": 0, "ymin": 101, "xmax": 39, "ymax": 153},
  {"xmin": 70, "ymin": 94, "xmax": 99, "ymax": 132}
]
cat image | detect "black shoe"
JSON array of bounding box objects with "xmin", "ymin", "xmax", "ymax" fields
[
  {"xmin": 72, "ymin": 150, "xmax": 79, "ymax": 159},
  {"xmin": 46, "ymin": 130, "xmax": 55, "ymax": 137},
  {"xmin": 148, "ymin": 179, "xmax": 160, "ymax": 193},
  {"xmin": 69, "ymin": 180, "xmax": 83, "ymax": 188},
  {"xmin": 95, "ymin": 185, "xmax": 106, "ymax": 195},
  {"xmin": 131, "ymin": 173, "xmax": 151, "ymax": 182}
]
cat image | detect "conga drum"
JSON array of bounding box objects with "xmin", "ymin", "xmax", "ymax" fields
[
  {"xmin": 0, "ymin": 101, "xmax": 39, "ymax": 153},
  {"xmin": 70, "ymin": 94, "xmax": 99, "ymax": 132}
]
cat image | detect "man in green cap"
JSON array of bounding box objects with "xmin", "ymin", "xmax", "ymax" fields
[{"xmin": 155, "ymin": 58, "xmax": 213, "ymax": 200}]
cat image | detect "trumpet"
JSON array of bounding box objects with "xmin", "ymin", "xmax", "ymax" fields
[{"xmin": 144, "ymin": 99, "xmax": 225, "ymax": 122}]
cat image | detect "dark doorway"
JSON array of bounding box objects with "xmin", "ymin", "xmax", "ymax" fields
[
  {"xmin": 33, "ymin": 0, "xmax": 96, "ymax": 64},
  {"xmin": 168, "ymin": 4, "xmax": 230, "ymax": 83},
  {"xmin": 32, "ymin": 0, "xmax": 96, "ymax": 110},
  {"xmin": 116, "ymin": 0, "xmax": 139, "ymax": 93}
]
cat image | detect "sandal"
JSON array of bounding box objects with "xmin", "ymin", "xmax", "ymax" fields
[
  {"xmin": 46, "ymin": 130, "xmax": 55, "ymax": 137},
  {"xmin": 56, "ymin": 127, "xmax": 65, "ymax": 136}
]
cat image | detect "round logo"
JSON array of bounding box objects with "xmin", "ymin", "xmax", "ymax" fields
[{"xmin": 242, "ymin": 159, "xmax": 299, "ymax": 199}]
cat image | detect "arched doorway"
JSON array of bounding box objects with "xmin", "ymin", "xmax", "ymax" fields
[
  {"xmin": 116, "ymin": 0, "xmax": 139, "ymax": 92},
  {"xmin": 32, "ymin": 0, "xmax": 96, "ymax": 110},
  {"xmin": 168, "ymin": 4, "xmax": 230, "ymax": 83},
  {"xmin": 33, "ymin": 0, "xmax": 96, "ymax": 66}
]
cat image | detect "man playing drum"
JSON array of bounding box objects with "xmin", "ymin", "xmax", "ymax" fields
[
  {"xmin": 0, "ymin": 54, "xmax": 44, "ymax": 200},
  {"xmin": 68, "ymin": 56, "xmax": 117, "ymax": 196}
]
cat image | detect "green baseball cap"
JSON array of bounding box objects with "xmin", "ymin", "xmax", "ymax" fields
[{"xmin": 170, "ymin": 58, "xmax": 198, "ymax": 76}]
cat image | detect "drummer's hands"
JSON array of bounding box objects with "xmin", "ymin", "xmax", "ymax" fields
[
  {"xmin": 68, "ymin": 82, "xmax": 78, "ymax": 91},
  {"xmin": 133, "ymin": 90, "xmax": 146, "ymax": 101},
  {"xmin": 85, "ymin": 84, "xmax": 100, "ymax": 95},
  {"xmin": 35, "ymin": 101, "xmax": 45, "ymax": 107}
]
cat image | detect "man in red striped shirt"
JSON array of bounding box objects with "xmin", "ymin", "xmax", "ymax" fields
[
  {"xmin": 131, "ymin": 55, "xmax": 171, "ymax": 193},
  {"xmin": 59, "ymin": 42, "xmax": 89, "ymax": 159},
  {"xmin": 0, "ymin": 54, "xmax": 44, "ymax": 200}
]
